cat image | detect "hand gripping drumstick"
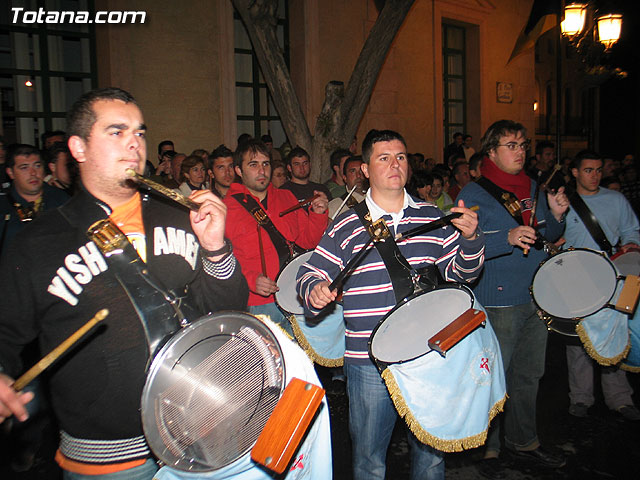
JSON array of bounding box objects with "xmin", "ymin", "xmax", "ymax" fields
[
  {"xmin": 13, "ymin": 309, "xmax": 108, "ymax": 392},
  {"xmin": 279, "ymin": 193, "xmax": 321, "ymax": 217}
]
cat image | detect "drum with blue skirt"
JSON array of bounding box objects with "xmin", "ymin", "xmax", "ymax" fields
[{"xmin": 368, "ymin": 284, "xmax": 507, "ymax": 452}]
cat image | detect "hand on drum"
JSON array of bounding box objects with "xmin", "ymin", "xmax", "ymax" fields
[
  {"xmin": 255, "ymin": 274, "xmax": 279, "ymax": 297},
  {"xmin": 0, "ymin": 373, "xmax": 33, "ymax": 424},
  {"xmin": 546, "ymin": 186, "xmax": 569, "ymax": 222},
  {"xmin": 449, "ymin": 199, "xmax": 479, "ymax": 240},
  {"xmin": 508, "ymin": 225, "xmax": 537, "ymax": 250},
  {"xmin": 310, "ymin": 191, "xmax": 329, "ymax": 215},
  {"xmin": 309, "ymin": 281, "xmax": 338, "ymax": 310}
]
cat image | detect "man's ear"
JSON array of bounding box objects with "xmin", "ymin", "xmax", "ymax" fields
[
  {"xmin": 287, "ymin": 164, "xmax": 292, "ymax": 174},
  {"xmin": 68, "ymin": 136, "xmax": 88, "ymax": 164},
  {"xmin": 571, "ymin": 167, "xmax": 578, "ymax": 179},
  {"xmin": 234, "ymin": 165, "xmax": 243, "ymax": 180},
  {"xmin": 361, "ymin": 162, "xmax": 369, "ymax": 179},
  {"xmin": 6, "ymin": 167, "xmax": 14, "ymax": 180}
]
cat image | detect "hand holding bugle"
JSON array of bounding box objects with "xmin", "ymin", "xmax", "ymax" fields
[
  {"xmin": 125, "ymin": 168, "xmax": 200, "ymax": 211},
  {"xmin": 279, "ymin": 193, "xmax": 321, "ymax": 217},
  {"xmin": 13, "ymin": 309, "xmax": 108, "ymax": 392}
]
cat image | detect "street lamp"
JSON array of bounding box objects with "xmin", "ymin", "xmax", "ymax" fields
[
  {"xmin": 597, "ymin": 14, "xmax": 623, "ymax": 51},
  {"xmin": 561, "ymin": 3, "xmax": 586, "ymax": 38}
]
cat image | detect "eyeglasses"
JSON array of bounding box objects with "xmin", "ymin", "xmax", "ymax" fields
[{"xmin": 497, "ymin": 140, "xmax": 531, "ymax": 152}]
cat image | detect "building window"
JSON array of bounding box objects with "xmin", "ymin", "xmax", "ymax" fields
[
  {"xmin": 0, "ymin": 0, "xmax": 96, "ymax": 146},
  {"xmin": 234, "ymin": 0, "xmax": 289, "ymax": 148},
  {"xmin": 442, "ymin": 23, "xmax": 466, "ymax": 147}
]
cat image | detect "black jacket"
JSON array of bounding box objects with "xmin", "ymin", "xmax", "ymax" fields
[{"xmin": 0, "ymin": 187, "xmax": 248, "ymax": 447}]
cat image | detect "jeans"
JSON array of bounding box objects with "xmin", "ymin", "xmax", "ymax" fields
[
  {"xmin": 345, "ymin": 362, "xmax": 444, "ymax": 480},
  {"xmin": 566, "ymin": 344, "xmax": 634, "ymax": 410},
  {"xmin": 63, "ymin": 459, "xmax": 158, "ymax": 480},
  {"xmin": 484, "ymin": 302, "xmax": 548, "ymax": 454},
  {"xmin": 248, "ymin": 302, "xmax": 293, "ymax": 335}
]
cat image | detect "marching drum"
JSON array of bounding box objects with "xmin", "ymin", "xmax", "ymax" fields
[
  {"xmin": 531, "ymin": 248, "xmax": 639, "ymax": 365},
  {"xmin": 612, "ymin": 250, "xmax": 640, "ymax": 277},
  {"xmin": 275, "ymin": 252, "xmax": 345, "ymax": 367},
  {"xmin": 143, "ymin": 311, "xmax": 332, "ymax": 479},
  {"xmin": 368, "ymin": 285, "xmax": 506, "ymax": 452}
]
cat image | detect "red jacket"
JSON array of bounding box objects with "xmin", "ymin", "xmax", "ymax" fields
[{"xmin": 224, "ymin": 182, "xmax": 328, "ymax": 306}]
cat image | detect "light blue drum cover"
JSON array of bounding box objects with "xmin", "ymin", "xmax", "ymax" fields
[
  {"xmin": 153, "ymin": 316, "xmax": 333, "ymax": 480},
  {"xmin": 277, "ymin": 252, "xmax": 345, "ymax": 367},
  {"xmin": 577, "ymin": 281, "xmax": 630, "ymax": 366},
  {"xmin": 622, "ymin": 294, "xmax": 640, "ymax": 372},
  {"xmin": 379, "ymin": 298, "xmax": 506, "ymax": 452}
]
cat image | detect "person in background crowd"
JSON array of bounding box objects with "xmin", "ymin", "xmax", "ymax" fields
[
  {"xmin": 448, "ymin": 161, "xmax": 471, "ymax": 201},
  {"xmin": 261, "ymin": 134, "xmax": 283, "ymax": 164},
  {"xmin": 469, "ymin": 152, "xmax": 484, "ymax": 180},
  {"xmin": 41, "ymin": 130, "xmax": 66, "ymax": 150},
  {"xmin": 281, "ymin": 146, "xmax": 332, "ymax": 205},
  {"xmin": 443, "ymin": 131, "xmax": 464, "ymax": 165},
  {"xmin": 208, "ymin": 144, "xmax": 235, "ymax": 198},
  {"xmin": 175, "ymin": 155, "xmax": 208, "ymax": 197},
  {"xmin": 324, "ymin": 148, "xmax": 352, "ymax": 199},
  {"xmin": 271, "ymin": 162, "xmax": 289, "ymax": 188},
  {"xmin": 601, "ymin": 176, "xmax": 622, "ymax": 192},
  {"xmin": 463, "ymin": 134, "xmax": 475, "ymax": 161},
  {"xmin": 45, "ymin": 143, "xmax": 77, "ymax": 195}
]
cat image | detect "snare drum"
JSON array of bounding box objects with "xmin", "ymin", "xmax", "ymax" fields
[
  {"xmin": 275, "ymin": 251, "xmax": 346, "ymax": 367},
  {"xmin": 531, "ymin": 248, "xmax": 619, "ymax": 335},
  {"xmin": 143, "ymin": 312, "xmax": 332, "ymax": 479},
  {"xmin": 368, "ymin": 285, "xmax": 506, "ymax": 452},
  {"xmin": 612, "ymin": 250, "xmax": 640, "ymax": 277}
]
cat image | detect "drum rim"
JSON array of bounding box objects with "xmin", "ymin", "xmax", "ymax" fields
[
  {"xmin": 368, "ymin": 283, "xmax": 475, "ymax": 367},
  {"xmin": 140, "ymin": 310, "xmax": 286, "ymax": 472},
  {"xmin": 530, "ymin": 247, "xmax": 618, "ymax": 320},
  {"xmin": 274, "ymin": 250, "xmax": 313, "ymax": 316}
]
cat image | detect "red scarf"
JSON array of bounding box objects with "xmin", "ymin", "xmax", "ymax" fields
[{"xmin": 481, "ymin": 157, "xmax": 533, "ymax": 226}]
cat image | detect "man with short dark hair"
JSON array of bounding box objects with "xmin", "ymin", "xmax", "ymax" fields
[
  {"xmin": 564, "ymin": 150, "xmax": 640, "ymax": 421},
  {"xmin": 443, "ymin": 131, "xmax": 464, "ymax": 164},
  {"xmin": 324, "ymin": 148, "xmax": 352, "ymax": 199},
  {"xmin": 281, "ymin": 146, "xmax": 332, "ymax": 203},
  {"xmin": 298, "ymin": 129, "xmax": 485, "ymax": 480},
  {"xmin": 448, "ymin": 161, "xmax": 471, "ymax": 201},
  {"xmin": 1, "ymin": 144, "xmax": 70, "ymax": 253},
  {"xmin": 46, "ymin": 143, "xmax": 76, "ymax": 194},
  {"xmin": 534, "ymin": 140, "xmax": 555, "ymax": 176},
  {"xmin": 0, "ymin": 88, "xmax": 248, "ymax": 479},
  {"xmin": 224, "ymin": 139, "xmax": 328, "ymax": 334},
  {"xmin": 458, "ymin": 120, "xmax": 568, "ymax": 477},
  {"xmin": 327, "ymin": 155, "xmax": 365, "ymax": 219},
  {"xmin": 41, "ymin": 130, "xmax": 66, "ymax": 150},
  {"xmin": 208, "ymin": 144, "xmax": 234, "ymax": 198}
]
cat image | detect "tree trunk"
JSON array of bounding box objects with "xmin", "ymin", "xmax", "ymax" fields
[{"xmin": 231, "ymin": 0, "xmax": 416, "ymax": 182}]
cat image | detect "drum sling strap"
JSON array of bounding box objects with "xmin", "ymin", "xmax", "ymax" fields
[
  {"xmin": 59, "ymin": 204, "xmax": 186, "ymax": 363},
  {"xmin": 231, "ymin": 193, "xmax": 300, "ymax": 268},
  {"xmin": 353, "ymin": 201, "xmax": 417, "ymax": 303},
  {"xmin": 475, "ymin": 176, "xmax": 524, "ymax": 225},
  {"xmin": 568, "ymin": 190, "xmax": 613, "ymax": 256}
]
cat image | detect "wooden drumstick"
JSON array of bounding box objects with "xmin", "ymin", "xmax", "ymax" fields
[
  {"xmin": 524, "ymin": 165, "xmax": 560, "ymax": 255},
  {"xmin": 13, "ymin": 309, "xmax": 108, "ymax": 392},
  {"xmin": 279, "ymin": 193, "xmax": 321, "ymax": 217},
  {"xmin": 330, "ymin": 185, "xmax": 357, "ymax": 221},
  {"xmin": 257, "ymin": 225, "xmax": 267, "ymax": 276}
]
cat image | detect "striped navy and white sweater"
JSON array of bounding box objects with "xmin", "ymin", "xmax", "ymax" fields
[{"xmin": 297, "ymin": 191, "xmax": 485, "ymax": 365}]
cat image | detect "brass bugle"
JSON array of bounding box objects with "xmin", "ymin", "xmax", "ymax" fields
[
  {"xmin": 279, "ymin": 193, "xmax": 321, "ymax": 217},
  {"xmin": 13, "ymin": 309, "xmax": 108, "ymax": 392},
  {"xmin": 125, "ymin": 168, "xmax": 200, "ymax": 211}
]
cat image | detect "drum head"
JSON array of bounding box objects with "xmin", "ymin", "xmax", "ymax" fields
[
  {"xmin": 370, "ymin": 286, "xmax": 474, "ymax": 364},
  {"xmin": 141, "ymin": 312, "xmax": 285, "ymax": 472},
  {"xmin": 612, "ymin": 251, "xmax": 640, "ymax": 277},
  {"xmin": 275, "ymin": 251, "xmax": 313, "ymax": 316},
  {"xmin": 532, "ymin": 249, "xmax": 617, "ymax": 319}
]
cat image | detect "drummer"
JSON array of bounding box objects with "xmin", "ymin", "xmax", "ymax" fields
[
  {"xmin": 297, "ymin": 129, "xmax": 484, "ymax": 480},
  {"xmin": 564, "ymin": 150, "xmax": 640, "ymax": 421},
  {"xmin": 457, "ymin": 120, "xmax": 569, "ymax": 478},
  {"xmin": 327, "ymin": 155, "xmax": 367, "ymax": 219},
  {"xmin": 223, "ymin": 138, "xmax": 328, "ymax": 334},
  {"xmin": 0, "ymin": 87, "xmax": 249, "ymax": 479}
]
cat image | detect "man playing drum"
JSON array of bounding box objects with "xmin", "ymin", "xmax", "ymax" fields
[
  {"xmin": 457, "ymin": 120, "xmax": 569, "ymax": 478},
  {"xmin": 223, "ymin": 138, "xmax": 328, "ymax": 335},
  {"xmin": 564, "ymin": 150, "xmax": 640, "ymax": 421},
  {"xmin": 0, "ymin": 88, "xmax": 249, "ymax": 479},
  {"xmin": 297, "ymin": 129, "xmax": 484, "ymax": 480}
]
